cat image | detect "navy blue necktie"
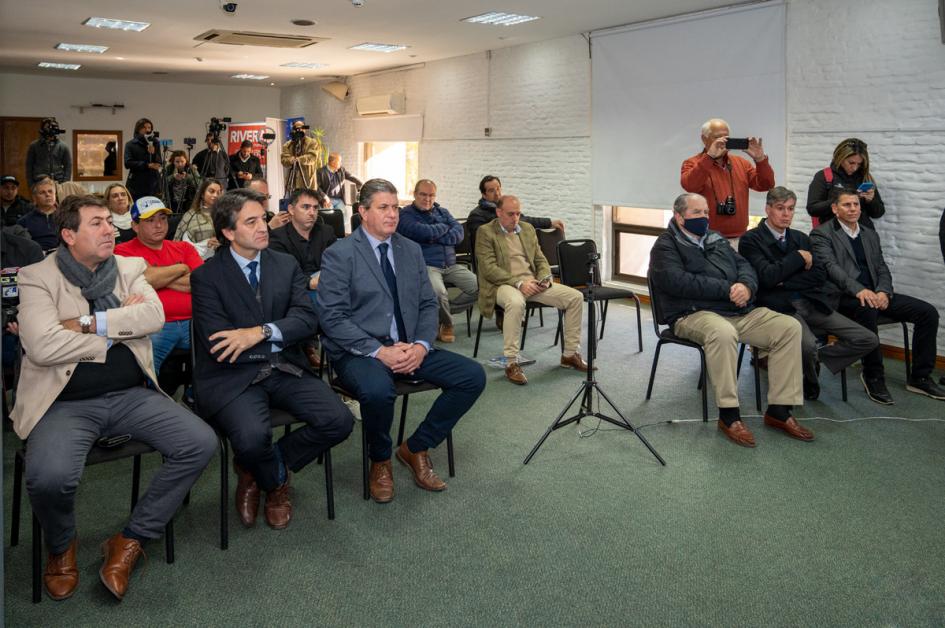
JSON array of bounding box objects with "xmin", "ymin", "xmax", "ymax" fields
[
  {"xmin": 777, "ymin": 235, "xmax": 788, "ymax": 252},
  {"xmin": 247, "ymin": 260, "xmax": 259, "ymax": 291},
  {"xmin": 378, "ymin": 243, "xmax": 407, "ymax": 342}
]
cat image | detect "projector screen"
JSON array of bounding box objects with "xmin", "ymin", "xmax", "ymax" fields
[{"xmin": 591, "ymin": 1, "xmax": 785, "ymax": 212}]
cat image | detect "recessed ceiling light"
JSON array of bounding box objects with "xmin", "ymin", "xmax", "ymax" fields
[
  {"xmin": 56, "ymin": 43, "xmax": 108, "ymax": 54},
  {"xmin": 280, "ymin": 62, "xmax": 327, "ymax": 69},
  {"xmin": 462, "ymin": 12, "xmax": 541, "ymax": 26},
  {"xmin": 291, "ymin": 19, "xmax": 317, "ymax": 26},
  {"xmin": 350, "ymin": 42, "xmax": 408, "ymax": 53},
  {"xmin": 38, "ymin": 62, "xmax": 81, "ymax": 70},
  {"xmin": 232, "ymin": 74, "xmax": 270, "ymax": 80},
  {"xmin": 116, "ymin": 56, "xmax": 126, "ymax": 60},
  {"xmin": 83, "ymin": 17, "xmax": 150, "ymax": 32},
  {"xmin": 270, "ymin": 82, "xmax": 275, "ymax": 86}
]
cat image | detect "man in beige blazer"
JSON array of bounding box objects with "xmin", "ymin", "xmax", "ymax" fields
[
  {"xmin": 475, "ymin": 194, "xmax": 589, "ymax": 385},
  {"xmin": 12, "ymin": 194, "xmax": 216, "ymax": 602}
]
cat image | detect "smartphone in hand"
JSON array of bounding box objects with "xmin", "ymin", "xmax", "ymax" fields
[
  {"xmin": 857, "ymin": 182, "xmax": 875, "ymax": 193},
  {"xmin": 725, "ymin": 137, "xmax": 750, "ymax": 150}
]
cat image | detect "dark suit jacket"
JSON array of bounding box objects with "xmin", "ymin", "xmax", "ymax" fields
[
  {"xmin": 268, "ymin": 218, "xmax": 336, "ymax": 275},
  {"xmin": 809, "ymin": 219, "xmax": 894, "ymax": 309},
  {"xmin": 738, "ymin": 219, "xmax": 831, "ymax": 314},
  {"xmin": 316, "ymin": 228, "xmax": 437, "ymax": 361},
  {"xmin": 317, "ymin": 166, "xmax": 361, "ymax": 199},
  {"xmin": 190, "ymin": 246, "xmax": 317, "ymax": 417}
]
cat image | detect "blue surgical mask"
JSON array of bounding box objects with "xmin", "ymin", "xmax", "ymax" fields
[{"xmin": 683, "ymin": 217, "xmax": 709, "ymax": 237}]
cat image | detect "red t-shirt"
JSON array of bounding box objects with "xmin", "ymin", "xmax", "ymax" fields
[{"xmin": 115, "ymin": 238, "xmax": 202, "ymax": 322}]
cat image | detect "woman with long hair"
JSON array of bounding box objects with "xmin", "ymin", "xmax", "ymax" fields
[
  {"xmin": 103, "ymin": 183, "xmax": 136, "ymax": 243},
  {"xmin": 163, "ymin": 150, "xmax": 201, "ymax": 213},
  {"xmin": 174, "ymin": 178, "xmax": 222, "ymax": 259},
  {"xmin": 806, "ymin": 138, "xmax": 885, "ymax": 228}
]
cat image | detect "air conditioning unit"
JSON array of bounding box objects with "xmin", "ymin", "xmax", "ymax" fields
[{"xmin": 356, "ymin": 93, "xmax": 406, "ymax": 116}]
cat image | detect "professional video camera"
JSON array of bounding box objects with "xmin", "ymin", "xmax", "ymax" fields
[
  {"xmin": 40, "ymin": 118, "xmax": 66, "ymax": 140},
  {"xmin": 207, "ymin": 116, "xmax": 232, "ymax": 142},
  {"xmin": 290, "ymin": 124, "xmax": 311, "ymax": 141},
  {"xmin": 183, "ymin": 137, "xmax": 197, "ymax": 149}
]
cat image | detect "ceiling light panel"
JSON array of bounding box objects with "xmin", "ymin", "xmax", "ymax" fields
[
  {"xmin": 462, "ymin": 12, "xmax": 541, "ymax": 26},
  {"xmin": 232, "ymin": 74, "xmax": 270, "ymax": 80},
  {"xmin": 38, "ymin": 62, "xmax": 81, "ymax": 70},
  {"xmin": 83, "ymin": 17, "xmax": 151, "ymax": 32},
  {"xmin": 350, "ymin": 43, "xmax": 407, "ymax": 53},
  {"xmin": 56, "ymin": 43, "xmax": 109, "ymax": 53},
  {"xmin": 280, "ymin": 62, "xmax": 327, "ymax": 69}
]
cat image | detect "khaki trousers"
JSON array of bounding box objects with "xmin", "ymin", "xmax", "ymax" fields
[
  {"xmin": 495, "ymin": 283, "xmax": 583, "ymax": 360},
  {"xmin": 673, "ymin": 307, "xmax": 803, "ymax": 408}
]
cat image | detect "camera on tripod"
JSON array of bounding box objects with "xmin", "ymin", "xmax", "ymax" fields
[
  {"xmin": 183, "ymin": 137, "xmax": 197, "ymax": 149},
  {"xmin": 291, "ymin": 124, "xmax": 311, "ymax": 141},
  {"xmin": 40, "ymin": 118, "xmax": 66, "ymax": 140},
  {"xmin": 207, "ymin": 116, "xmax": 232, "ymax": 142},
  {"xmin": 716, "ymin": 195, "xmax": 736, "ymax": 216}
]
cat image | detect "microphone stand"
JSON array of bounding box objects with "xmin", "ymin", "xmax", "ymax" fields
[{"xmin": 523, "ymin": 253, "xmax": 666, "ymax": 466}]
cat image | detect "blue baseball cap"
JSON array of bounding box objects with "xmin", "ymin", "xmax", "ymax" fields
[{"xmin": 131, "ymin": 196, "xmax": 172, "ymax": 222}]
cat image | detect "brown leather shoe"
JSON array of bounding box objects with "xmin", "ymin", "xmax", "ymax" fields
[
  {"xmin": 717, "ymin": 419, "xmax": 756, "ymax": 447},
  {"xmin": 764, "ymin": 414, "xmax": 815, "ymax": 441},
  {"xmin": 560, "ymin": 352, "xmax": 596, "ymax": 372},
  {"xmin": 437, "ymin": 323, "xmax": 455, "ymax": 343},
  {"xmin": 99, "ymin": 533, "xmax": 145, "ymax": 601},
  {"xmin": 395, "ymin": 442, "xmax": 447, "ymax": 492},
  {"xmin": 234, "ymin": 461, "xmax": 260, "ymax": 528},
  {"xmin": 264, "ymin": 475, "xmax": 292, "ymax": 529},
  {"xmin": 303, "ymin": 344, "xmax": 321, "ymax": 369},
  {"xmin": 45, "ymin": 536, "xmax": 78, "ymax": 601},
  {"xmin": 505, "ymin": 361, "xmax": 527, "ymax": 385},
  {"xmin": 369, "ymin": 460, "xmax": 394, "ymax": 503}
]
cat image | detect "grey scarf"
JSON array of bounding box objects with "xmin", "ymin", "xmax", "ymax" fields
[{"xmin": 55, "ymin": 247, "xmax": 121, "ymax": 311}]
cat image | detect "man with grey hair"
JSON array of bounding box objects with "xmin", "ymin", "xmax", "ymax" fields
[
  {"xmin": 648, "ymin": 192, "xmax": 812, "ymax": 447},
  {"xmin": 681, "ymin": 118, "xmax": 774, "ymax": 241},
  {"xmin": 17, "ymin": 175, "xmax": 59, "ymax": 251},
  {"xmin": 317, "ymin": 178, "xmax": 485, "ymax": 504},
  {"xmin": 739, "ymin": 186, "xmax": 878, "ymax": 400}
]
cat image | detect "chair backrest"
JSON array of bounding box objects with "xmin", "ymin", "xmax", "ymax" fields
[
  {"xmin": 536, "ymin": 227, "xmax": 564, "ymax": 268},
  {"xmin": 350, "ymin": 212, "xmax": 362, "ymax": 233},
  {"xmin": 454, "ymin": 218, "xmax": 472, "ymax": 265},
  {"xmin": 646, "ymin": 272, "xmax": 669, "ymax": 335},
  {"xmin": 319, "ymin": 209, "xmax": 345, "ymax": 239},
  {"xmin": 556, "ymin": 239, "xmax": 597, "ymax": 288}
]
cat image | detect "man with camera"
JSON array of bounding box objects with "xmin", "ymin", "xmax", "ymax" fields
[
  {"xmin": 475, "ymin": 195, "xmax": 588, "ymax": 385},
  {"xmin": 649, "ymin": 192, "xmax": 812, "ymax": 447},
  {"xmin": 316, "ymin": 152, "xmax": 361, "ymax": 209},
  {"xmin": 229, "ymin": 140, "xmax": 263, "ymax": 190},
  {"xmin": 810, "ymin": 188, "xmax": 945, "ymax": 403},
  {"xmin": 681, "ymin": 118, "xmax": 774, "ymax": 242},
  {"xmin": 17, "ymin": 176, "xmax": 59, "ymax": 251},
  {"xmin": 192, "ymin": 132, "xmax": 229, "ymax": 186},
  {"xmin": 2, "ymin": 175, "xmax": 35, "ymax": 226},
  {"xmin": 124, "ymin": 118, "xmax": 162, "ymax": 200},
  {"xmin": 280, "ymin": 120, "xmax": 321, "ymax": 192},
  {"xmin": 12, "ymin": 193, "xmax": 217, "ymax": 601},
  {"xmin": 26, "ymin": 118, "xmax": 72, "ymax": 184},
  {"xmin": 738, "ymin": 186, "xmax": 878, "ymax": 400}
]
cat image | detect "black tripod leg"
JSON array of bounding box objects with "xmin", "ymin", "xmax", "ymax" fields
[
  {"xmin": 595, "ymin": 386, "xmax": 666, "ymax": 466},
  {"xmin": 523, "ymin": 382, "xmax": 587, "ymax": 465}
]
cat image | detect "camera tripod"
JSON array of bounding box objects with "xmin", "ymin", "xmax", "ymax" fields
[{"xmin": 523, "ymin": 255, "xmax": 666, "ymax": 466}]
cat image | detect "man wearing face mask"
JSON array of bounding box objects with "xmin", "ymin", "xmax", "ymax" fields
[{"xmin": 648, "ymin": 192, "xmax": 811, "ymax": 448}]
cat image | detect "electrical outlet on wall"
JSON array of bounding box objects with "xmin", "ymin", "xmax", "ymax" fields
[{"xmin": 484, "ymin": 127, "xmax": 492, "ymax": 137}]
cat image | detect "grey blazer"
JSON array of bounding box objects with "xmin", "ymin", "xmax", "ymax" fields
[
  {"xmin": 316, "ymin": 227, "xmax": 438, "ymax": 361},
  {"xmin": 809, "ymin": 219, "xmax": 894, "ymax": 308}
]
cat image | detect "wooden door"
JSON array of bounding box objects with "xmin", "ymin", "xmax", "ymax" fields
[{"xmin": 1, "ymin": 117, "xmax": 45, "ymax": 201}]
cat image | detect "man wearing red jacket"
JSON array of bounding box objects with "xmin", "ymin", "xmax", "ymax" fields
[{"xmin": 681, "ymin": 118, "xmax": 775, "ymax": 241}]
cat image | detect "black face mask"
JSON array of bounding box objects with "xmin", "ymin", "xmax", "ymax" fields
[{"xmin": 682, "ymin": 217, "xmax": 709, "ymax": 237}]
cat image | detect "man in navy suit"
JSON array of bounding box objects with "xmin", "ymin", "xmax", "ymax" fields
[
  {"xmin": 191, "ymin": 188, "xmax": 354, "ymax": 529},
  {"xmin": 317, "ymin": 179, "xmax": 486, "ymax": 504}
]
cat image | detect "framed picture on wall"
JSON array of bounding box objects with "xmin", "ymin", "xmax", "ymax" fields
[{"xmin": 73, "ymin": 129, "xmax": 123, "ymax": 181}]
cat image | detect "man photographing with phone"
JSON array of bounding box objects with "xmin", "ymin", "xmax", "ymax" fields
[{"xmin": 681, "ymin": 118, "xmax": 774, "ymax": 243}]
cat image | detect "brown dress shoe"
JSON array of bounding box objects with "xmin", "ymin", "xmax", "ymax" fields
[
  {"xmin": 764, "ymin": 414, "xmax": 815, "ymax": 441},
  {"xmin": 437, "ymin": 323, "xmax": 455, "ymax": 343},
  {"xmin": 264, "ymin": 475, "xmax": 292, "ymax": 529},
  {"xmin": 395, "ymin": 442, "xmax": 447, "ymax": 492},
  {"xmin": 560, "ymin": 352, "xmax": 596, "ymax": 372},
  {"xmin": 234, "ymin": 461, "xmax": 260, "ymax": 527},
  {"xmin": 505, "ymin": 361, "xmax": 527, "ymax": 385},
  {"xmin": 45, "ymin": 536, "xmax": 78, "ymax": 601},
  {"xmin": 99, "ymin": 533, "xmax": 145, "ymax": 601},
  {"xmin": 369, "ymin": 460, "xmax": 394, "ymax": 503},
  {"xmin": 717, "ymin": 419, "xmax": 756, "ymax": 447},
  {"xmin": 303, "ymin": 344, "xmax": 322, "ymax": 369}
]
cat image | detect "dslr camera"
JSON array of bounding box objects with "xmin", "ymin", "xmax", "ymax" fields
[
  {"xmin": 716, "ymin": 195, "xmax": 736, "ymax": 216},
  {"xmin": 40, "ymin": 118, "xmax": 66, "ymax": 140}
]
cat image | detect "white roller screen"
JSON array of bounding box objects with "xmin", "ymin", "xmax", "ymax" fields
[{"xmin": 591, "ymin": 1, "xmax": 785, "ymax": 212}]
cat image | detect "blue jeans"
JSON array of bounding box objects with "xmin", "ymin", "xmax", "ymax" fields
[
  {"xmin": 329, "ymin": 197, "xmax": 345, "ymax": 210},
  {"xmin": 151, "ymin": 320, "xmax": 191, "ymax": 374}
]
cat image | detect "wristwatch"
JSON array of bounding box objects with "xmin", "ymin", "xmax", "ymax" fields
[
  {"xmin": 78, "ymin": 315, "xmax": 93, "ymax": 334},
  {"xmin": 261, "ymin": 324, "xmax": 273, "ymax": 340}
]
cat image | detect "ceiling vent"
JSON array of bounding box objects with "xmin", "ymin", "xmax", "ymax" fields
[{"xmin": 194, "ymin": 30, "xmax": 327, "ymax": 48}]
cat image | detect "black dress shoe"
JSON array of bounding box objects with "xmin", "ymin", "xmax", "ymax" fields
[
  {"xmin": 861, "ymin": 374, "xmax": 894, "ymax": 405},
  {"xmin": 940, "ymin": 375, "xmax": 945, "ymax": 386},
  {"xmin": 804, "ymin": 380, "xmax": 820, "ymax": 400},
  {"xmin": 905, "ymin": 377, "xmax": 945, "ymax": 401}
]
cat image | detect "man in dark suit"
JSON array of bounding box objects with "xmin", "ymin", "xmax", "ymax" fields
[
  {"xmin": 191, "ymin": 188, "xmax": 354, "ymax": 529},
  {"xmin": 316, "ymin": 153, "xmax": 361, "ymax": 210},
  {"xmin": 739, "ymin": 186, "xmax": 877, "ymax": 400},
  {"xmin": 316, "ymin": 179, "xmax": 485, "ymax": 504},
  {"xmin": 811, "ymin": 188, "xmax": 944, "ymax": 403}
]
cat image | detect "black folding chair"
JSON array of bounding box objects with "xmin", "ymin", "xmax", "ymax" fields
[
  {"xmin": 319, "ymin": 209, "xmax": 346, "ymax": 240},
  {"xmin": 351, "ymin": 213, "xmax": 362, "ymax": 233},
  {"xmin": 556, "ymin": 239, "xmax": 643, "ymax": 351},
  {"xmin": 536, "ymin": 227, "xmax": 564, "ymax": 279},
  {"xmin": 877, "ymin": 316, "xmax": 911, "ymax": 382}
]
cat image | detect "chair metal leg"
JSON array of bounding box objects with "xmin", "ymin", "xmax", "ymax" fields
[
  {"xmin": 323, "ymin": 448, "xmax": 335, "ymax": 520},
  {"xmin": 736, "ymin": 343, "xmax": 747, "ymax": 374},
  {"xmin": 446, "ymin": 432, "xmax": 455, "ymax": 477},
  {"xmin": 396, "ymin": 395, "xmax": 410, "ymax": 445},
  {"xmin": 183, "ymin": 491, "xmax": 191, "ymax": 506},
  {"xmin": 473, "ymin": 314, "xmax": 484, "ymax": 358},
  {"xmin": 538, "ymin": 308, "xmax": 544, "ymax": 327},
  {"xmin": 753, "ymin": 354, "xmax": 762, "ymax": 412},
  {"xmin": 220, "ymin": 437, "xmax": 229, "ymax": 551},
  {"xmin": 699, "ymin": 349, "xmax": 709, "ymax": 422},
  {"xmin": 553, "ymin": 310, "xmax": 562, "ymax": 348},
  {"xmin": 361, "ymin": 425, "xmax": 369, "ymax": 500},
  {"xmin": 901, "ymin": 322, "xmax": 911, "ymax": 382},
  {"xmin": 165, "ymin": 519, "xmax": 175, "ymax": 564},
  {"xmin": 520, "ymin": 313, "xmax": 529, "ymax": 350},
  {"xmin": 633, "ymin": 295, "xmax": 643, "ymax": 352},
  {"xmin": 32, "ymin": 513, "xmax": 41, "ymax": 604},
  {"xmin": 12, "ymin": 450, "xmax": 23, "ymax": 546},
  {"xmin": 131, "ymin": 455, "xmax": 142, "ymax": 510},
  {"xmin": 841, "ymin": 368, "xmax": 848, "ymax": 402},
  {"xmin": 466, "ymin": 308, "xmax": 472, "ymax": 337},
  {"xmin": 645, "ymin": 341, "xmax": 663, "ymax": 400}
]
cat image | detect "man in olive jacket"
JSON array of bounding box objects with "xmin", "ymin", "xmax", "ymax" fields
[{"xmin": 474, "ymin": 194, "xmax": 587, "ymax": 385}]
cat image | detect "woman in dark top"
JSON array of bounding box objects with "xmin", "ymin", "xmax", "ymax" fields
[
  {"xmin": 124, "ymin": 118, "xmax": 162, "ymax": 200},
  {"xmin": 806, "ymin": 137, "xmax": 885, "ymax": 228}
]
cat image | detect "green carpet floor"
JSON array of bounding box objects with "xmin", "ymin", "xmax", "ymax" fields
[{"xmin": 5, "ymin": 302, "xmax": 944, "ymax": 627}]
